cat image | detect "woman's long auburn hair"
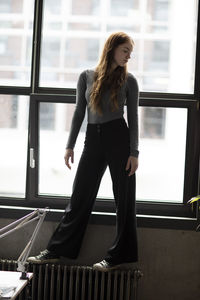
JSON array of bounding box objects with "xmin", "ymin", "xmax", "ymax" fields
[{"xmin": 89, "ymin": 32, "xmax": 134, "ymax": 115}]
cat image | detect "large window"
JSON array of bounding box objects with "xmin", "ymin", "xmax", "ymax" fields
[{"xmin": 0, "ymin": 0, "xmax": 199, "ymax": 225}]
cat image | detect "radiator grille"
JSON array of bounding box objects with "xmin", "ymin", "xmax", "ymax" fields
[{"xmin": 0, "ymin": 260, "xmax": 142, "ymax": 300}]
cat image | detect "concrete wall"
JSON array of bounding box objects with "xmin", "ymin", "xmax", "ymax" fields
[{"xmin": 0, "ymin": 217, "xmax": 200, "ymax": 300}]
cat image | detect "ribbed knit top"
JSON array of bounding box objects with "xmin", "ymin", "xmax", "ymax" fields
[{"xmin": 66, "ymin": 69, "xmax": 139, "ymax": 157}]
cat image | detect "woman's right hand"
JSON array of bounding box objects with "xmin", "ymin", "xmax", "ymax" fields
[{"xmin": 64, "ymin": 148, "xmax": 74, "ymax": 169}]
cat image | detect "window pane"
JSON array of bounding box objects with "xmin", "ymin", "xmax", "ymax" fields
[
  {"xmin": 0, "ymin": 95, "xmax": 29, "ymax": 197},
  {"xmin": 0, "ymin": 0, "xmax": 34, "ymax": 86},
  {"xmin": 39, "ymin": 102, "xmax": 86, "ymax": 196},
  {"xmin": 39, "ymin": 103, "xmax": 187, "ymax": 203},
  {"xmin": 137, "ymin": 107, "xmax": 187, "ymax": 203},
  {"xmin": 147, "ymin": 0, "xmax": 169, "ymax": 22},
  {"xmin": 40, "ymin": 0, "xmax": 198, "ymax": 93}
]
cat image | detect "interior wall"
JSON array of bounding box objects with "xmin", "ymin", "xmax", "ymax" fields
[{"xmin": 0, "ymin": 217, "xmax": 200, "ymax": 300}]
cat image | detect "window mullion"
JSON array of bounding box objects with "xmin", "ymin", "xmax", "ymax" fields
[
  {"xmin": 26, "ymin": 96, "xmax": 39, "ymax": 203},
  {"xmin": 30, "ymin": 0, "xmax": 44, "ymax": 93}
]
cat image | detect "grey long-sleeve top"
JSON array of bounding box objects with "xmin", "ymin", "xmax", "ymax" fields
[{"xmin": 66, "ymin": 69, "xmax": 139, "ymax": 157}]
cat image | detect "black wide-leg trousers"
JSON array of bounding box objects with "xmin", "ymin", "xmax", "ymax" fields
[{"xmin": 47, "ymin": 118, "xmax": 138, "ymax": 264}]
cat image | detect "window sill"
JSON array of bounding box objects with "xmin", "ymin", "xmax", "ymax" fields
[{"xmin": 0, "ymin": 206, "xmax": 197, "ymax": 231}]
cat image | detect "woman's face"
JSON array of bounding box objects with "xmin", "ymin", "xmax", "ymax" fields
[{"xmin": 112, "ymin": 41, "xmax": 133, "ymax": 69}]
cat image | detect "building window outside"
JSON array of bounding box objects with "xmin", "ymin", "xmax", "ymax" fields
[
  {"xmin": 109, "ymin": 0, "xmax": 139, "ymax": 16},
  {"xmin": 140, "ymin": 107, "xmax": 166, "ymax": 139},
  {"xmin": 72, "ymin": 0, "xmax": 100, "ymax": 15},
  {"xmin": 147, "ymin": 0, "xmax": 169, "ymax": 22}
]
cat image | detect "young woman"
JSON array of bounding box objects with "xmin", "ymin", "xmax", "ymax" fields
[{"xmin": 28, "ymin": 32, "xmax": 139, "ymax": 271}]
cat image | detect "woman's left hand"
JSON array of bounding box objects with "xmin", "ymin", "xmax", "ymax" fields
[{"xmin": 125, "ymin": 156, "xmax": 138, "ymax": 176}]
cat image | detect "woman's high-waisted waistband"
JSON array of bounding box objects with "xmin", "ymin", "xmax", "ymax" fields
[{"xmin": 87, "ymin": 117, "xmax": 127, "ymax": 131}]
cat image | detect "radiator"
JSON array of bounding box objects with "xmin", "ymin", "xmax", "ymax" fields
[{"xmin": 0, "ymin": 260, "xmax": 142, "ymax": 300}]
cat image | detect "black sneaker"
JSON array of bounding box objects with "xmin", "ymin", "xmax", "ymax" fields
[
  {"xmin": 27, "ymin": 249, "xmax": 60, "ymax": 264},
  {"xmin": 93, "ymin": 260, "xmax": 136, "ymax": 272}
]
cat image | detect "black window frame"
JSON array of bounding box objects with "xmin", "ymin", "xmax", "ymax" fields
[{"xmin": 0, "ymin": 0, "xmax": 200, "ymax": 230}]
